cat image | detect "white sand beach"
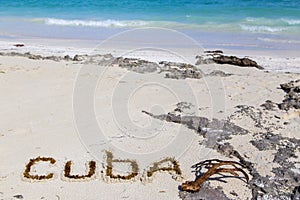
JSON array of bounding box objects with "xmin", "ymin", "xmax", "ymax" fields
[{"xmin": 0, "ymin": 36, "xmax": 300, "ymax": 200}]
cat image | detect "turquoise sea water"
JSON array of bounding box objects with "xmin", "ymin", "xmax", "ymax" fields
[
  {"xmin": 0, "ymin": 0, "xmax": 299, "ymax": 51},
  {"xmin": 1, "ymin": 0, "xmax": 300, "ymax": 33}
]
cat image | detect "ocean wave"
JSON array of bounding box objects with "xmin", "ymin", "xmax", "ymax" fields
[
  {"xmin": 245, "ymin": 17, "xmax": 280, "ymax": 25},
  {"xmin": 39, "ymin": 18, "xmax": 200, "ymax": 29},
  {"xmin": 258, "ymin": 37, "xmax": 300, "ymax": 44},
  {"xmin": 32, "ymin": 17, "xmax": 299, "ymax": 34},
  {"xmin": 245, "ymin": 17, "xmax": 300, "ymax": 26},
  {"xmin": 44, "ymin": 18, "xmax": 150, "ymax": 28},
  {"xmin": 240, "ymin": 25, "xmax": 287, "ymax": 33},
  {"xmin": 281, "ymin": 18, "xmax": 300, "ymax": 25}
]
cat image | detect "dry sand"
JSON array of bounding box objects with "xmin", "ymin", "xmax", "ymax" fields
[{"xmin": 0, "ymin": 41, "xmax": 299, "ymax": 200}]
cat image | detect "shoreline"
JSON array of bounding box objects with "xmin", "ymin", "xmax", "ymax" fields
[{"xmin": 0, "ymin": 36, "xmax": 299, "ymax": 73}]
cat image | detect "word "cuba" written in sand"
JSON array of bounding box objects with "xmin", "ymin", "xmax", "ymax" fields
[{"xmin": 23, "ymin": 151, "xmax": 182, "ymax": 182}]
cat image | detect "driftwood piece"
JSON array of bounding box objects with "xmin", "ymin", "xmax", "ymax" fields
[{"xmin": 181, "ymin": 159, "xmax": 249, "ymax": 192}]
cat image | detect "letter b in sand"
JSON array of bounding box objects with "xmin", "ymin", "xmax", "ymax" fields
[{"xmin": 105, "ymin": 151, "xmax": 139, "ymax": 180}]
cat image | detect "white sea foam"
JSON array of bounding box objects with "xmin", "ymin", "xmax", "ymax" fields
[
  {"xmin": 39, "ymin": 18, "xmax": 202, "ymax": 30},
  {"xmin": 258, "ymin": 37, "xmax": 300, "ymax": 44},
  {"xmin": 44, "ymin": 18, "xmax": 150, "ymax": 28},
  {"xmin": 281, "ymin": 18, "xmax": 300, "ymax": 25},
  {"xmin": 240, "ymin": 25, "xmax": 287, "ymax": 33},
  {"xmin": 245, "ymin": 17, "xmax": 300, "ymax": 26}
]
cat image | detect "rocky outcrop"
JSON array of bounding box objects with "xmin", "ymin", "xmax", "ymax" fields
[
  {"xmin": 207, "ymin": 70, "xmax": 232, "ymax": 77},
  {"xmin": 159, "ymin": 61, "xmax": 204, "ymax": 79},
  {"xmin": 13, "ymin": 44, "xmax": 25, "ymax": 47},
  {"xmin": 260, "ymin": 100, "xmax": 277, "ymax": 111},
  {"xmin": 196, "ymin": 50, "xmax": 264, "ymax": 70},
  {"xmin": 278, "ymin": 79, "xmax": 300, "ymax": 110},
  {"xmin": 144, "ymin": 102, "xmax": 300, "ymax": 199},
  {"xmin": 0, "ymin": 52, "xmax": 114, "ymax": 63},
  {"xmin": 204, "ymin": 50, "xmax": 223, "ymax": 54},
  {"xmin": 142, "ymin": 103, "xmax": 248, "ymax": 148},
  {"xmin": 212, "ymin": 55, "xmax": 264, "ymax": 70},
  {"xmin": 111, "ymin": 57, "xmax": 159, "ymax": 73}
]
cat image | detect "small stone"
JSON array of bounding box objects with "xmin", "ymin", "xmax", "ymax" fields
[
  {"xmin": 260, "ymin": 100, "xmax": 276, "ymax": 110},
  {"xmin": 73, "ymin": 55, "xmax": 84, "ymax": 61},
  {"xmin": 64, "ymin": 55, "xmax": 72, "ymax": 60},
  {"xmin": 13, "ymin": 194, "xmax": 23, "ymax": 199},
  {"xmin": 13, "ymin": 44, "xmax": 24, "ymax": 47}
]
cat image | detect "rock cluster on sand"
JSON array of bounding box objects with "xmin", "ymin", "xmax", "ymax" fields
[
  {"xmin": 159, "ymin": 61, "xmax": 204, "ymax": 79},
  {"xmin": 260, "ymin": 79, "xmax": 300, "ymax": 112},
  {"xmin": 278, "ymin": 79, "xmax": 300, "ymax": 110},
  {"xmin": 196, "ymin": 51, "xmax": 264, "ymax": 70},
  {"xmin": 212, "ymin": 55, "xmax": 264, "ymax": 70},
  {"xmin": 143, "ymin": 102, "xmax": 300, "ymax": 200},
  {"xmin": 111, "ymin": 57, "xmax": 159, "ymax": 73}
]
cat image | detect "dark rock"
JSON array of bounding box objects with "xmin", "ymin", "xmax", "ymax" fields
[
  {"xmin": 260, "ymin": 100, "xmax": 277, "ymax": 110},
  {"xmin": 159, "ymin": 61, "xmax": 197, "ymax": 70},
  {"xmin": 13, "ymin": 44, "xmax": 24, "ymax": 47},
  {"xmin": 0, "ymin": 52, "xmax": 113, "ymax": 64},
  {"xmin": 250, "ymin": 132, "xmax": 300, "ymax": 199},
  {"xmin": 195, "ymin": 55, "xmax": 214, "ymax": 65},
  {"xmin": 212, "ymin": 55, "xmax": 264, "ymax": 70},
  {"xmin": 64, "ymin": 55, "xmax": 72, "ymax": 61},
  {"xmin": 207, "ymin": 70, "xmax": 232, "ymax": 77},
  {"xmin": 142, "ymin": 105, "xmax": 248, "ymax": 149},
  {"xmin": 179, "ymin": 184, "xmax": 230, "ymax": 200},
  {"xmin": 292, "ymin": 186, "xmax": 300, "ymax": 200},
  {"xmin": 165, "ymin": 68, "xmax": 203, "ymax": 79},
  {"xmin": 280, "ymin": 82, "xmax": 295, "ymax": 93},
  {"xmin": 294, "ymin": 86, "xmax": 300, "ymax": 93},
  {"xmin": 44, "ymin": 55, "xmax": 61, "ymax": 61},
  {"xmin": 204, "ymin": 50, "xmax": 224, "ymax": 54},
  {"xmin": 278, "ymin": 80, "xmax": 300, "ymax": 110},
  {"xmin": 159, "ymin": 61, "xmax": 204, "ymax": 79},
  {"xmin": 112, "ymin": 57, "xmax": 158, "ymax": 73},
  {"xmin": 13, "ymin": 195, "xmax": 23, "ymax": 199},
  {"xmin": 73, "ymin": 54, "xmax": 84, "ymax": 61},
  {"xmin": 28, "ymin": 55, "xmax": 43, "ymax": 60}
]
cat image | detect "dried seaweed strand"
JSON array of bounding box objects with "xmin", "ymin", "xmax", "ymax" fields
[{"xmin": 181, "ymin": 159, "xmax": 249, "ymax": 192}]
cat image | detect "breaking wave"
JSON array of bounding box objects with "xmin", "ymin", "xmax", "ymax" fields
[
  {"xmin": 240, "ymin": 25, "xmax": 287, "ymax": 33},
  {"xmin": 44, "ymin": 18, "xmax": 150, "ymax": 28},
  {"xmin": 29, "ymin": 17, "xmax": 300, "ymax": 34}
]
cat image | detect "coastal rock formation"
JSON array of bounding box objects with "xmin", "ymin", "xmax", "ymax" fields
[
  {"xmin": 278, "ymin": 79, "xmax": 300, "ymax": 110},
  {"xmin": 179, "ymin": 184, "xmax": 230, "ymax": 200},
  {"xmin": 13, "ymin": 44, "xmax": 24, "ymax": 47},
  {"xmin": 195, "ymin": 51, "xmax": 264, "ymax": 70},
  {"xmin": 250, "ymin": 132, "xmax": 300, "ymax": 199},
  {"xmin": 195, "ymin": 55, "xmax": 215, "ymax": 65},
  {"xmin": 204, "ymin": 50, "xmax": 224, "ymax": 54},
  {"xmin": 143, "ymin": 102, "xmax": 300, "ymax": 200},
  {"xmin": 207, "ymin": 70, "xmax": 232, "ymax": 77},
  {"xmin": 73, "ymin": 54, "xmax": 86, "ymax": 61},
  {"xmin": 0, "ymin": 52, "xmax": 114, "ymax": 63},
  {"xmin": 142, "ymin": 103, "xmax": 248, "ymax": 148},
  {"xmin": 0, "ymin": 52, "xmax": 234, "ymax": 79},
  {"xmin": 111, "ymin": 57, "xmax": 159, "ymax": 73},
  {"xmin": 212, "ymin": 55, "xmax": 264, "ymax": 70},
  {"xmin": 159, "ymin": 61, "xmax": 204, "ymax": 79},
  {"xmin": 260, "ymin": 100, "xmax": 277, "ymax": 111}
]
